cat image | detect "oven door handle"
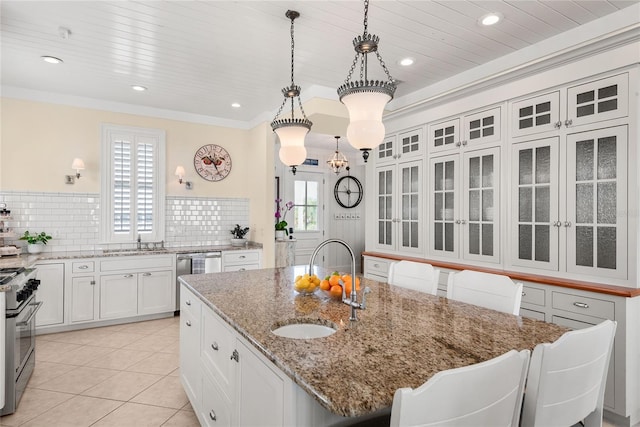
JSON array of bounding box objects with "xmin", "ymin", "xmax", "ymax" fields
[{"xmin": 16, "ymin": 301, "xmax": 43, "ymax": 327}]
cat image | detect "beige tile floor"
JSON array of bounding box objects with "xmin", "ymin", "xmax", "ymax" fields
[{"xmin": 0, "ymin": 316, "xmax": 200, "ymax": 427}]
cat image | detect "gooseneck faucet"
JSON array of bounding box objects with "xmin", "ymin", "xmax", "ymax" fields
[{"xmin": 308, "ymin": 238, "xmax": 370, "ymax": 321}]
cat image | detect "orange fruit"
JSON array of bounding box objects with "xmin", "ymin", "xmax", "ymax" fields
[
  {"xmin": 329, "ymin": 284, "xmax": 343, "ymax": 298},
  {"xmin": 328, "ymin": 275, "xmax": 341, "ymax": 287},
  {"xmin": 319, "ymin": 279, "xmax": 330, "ymax": 291}
]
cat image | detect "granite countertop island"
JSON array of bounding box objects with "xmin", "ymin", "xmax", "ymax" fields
[{"xmin": 180, "ymin": 265, "xmax": 569, "ymax": 418}]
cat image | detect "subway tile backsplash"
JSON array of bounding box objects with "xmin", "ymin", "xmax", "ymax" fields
[{"xmin": 0, "ymin": 191, "xmax": 249, "ymax": 253}]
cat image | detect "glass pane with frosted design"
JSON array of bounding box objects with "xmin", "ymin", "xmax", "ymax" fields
[
  {"xmin": 402, "ymin": 222, "xmax": 409, "ymax": 247},
  {"xmin": 402, "ymin": 195, "xmax": 409, "ymax": 220},
  {"xmin": 385, "ymin": 196, "xmax": 393, "ymax": 220},
  {"xmin": 535, "ymin": 225, "xmax": 550, "ymax": 262},
  {"xmin": 378, "ymin": 222, "xmax": 384, "ymax": 244},
  {"xmin": 469, "ymin": 157, "xmax": 480, "ymax": 188},
  {"xmin": 402, "ymin": 168, "xmax": 409, "ymax": 193},
  {"xmin": 482, "ymin": 224, "xmax": 493, "ymax": 256},
  {"xmin": 597, "ymin": 136, "xmax": 617, "ymax": 180},
  {"xmin": 411, "ymin": 223, "xmax": 419, "ymax": 248},
  {"xmin": 519, "ymin": 188, "xmax": 532, "ymax": 222},
  {"xmin": 411, "ymin": 166, "xmax": 419, "ymax": 193},
  {"xmin": 598, "ymin": 99, "xmax": 617, "ymax": 114},
  {"xmin": 378, "ymin": 171, "xmax": 385, "ymax": 194},
  {"xmin": 378, "ymin": 197, "xmax": 385, "ymax": 219},
  {"xmin": 599, "ymin": 85, "xmax": 617, "ymax": 98},
  {"xmin": 519, "ymin": 225, "xmax": 532, "ymax": 260},
  {"xmin": 434, "ymin": 163, "xmax": 443, "ymax": 191},
  {"xmin": 576, "ymin": 226, "xmax": 594, "ymax": 267},
  {"xmin": 482, "ymin": 189, "xmax": 493, "ymax": 221},
  {"xmin": 597, "ymin": 182, "xmax": 616, "ymax": 224},
  {"xmin": 519, "ymin": 149, "xmax": 533, "ymax": 185},
  {"xmin": 469, "ymin": 223, "xmax": 480, "ymax": 255},
  {"xmin": 385, "ymin": 221, "xmax": 392, "ymax": 245},
  {"xmin": 385, "ymin": 171, "xmax": 393, "ymax": 194},
  {"xmin": 576, "ymin": 140, "xmax": 594, "ymax": 181},
  {"xmin": 434, "ymin": 223, "xmax": 443, "ymax": 251},
  {"xmin": 597, "ymin": 227, "xmax": 616, "ymax": 269},
  {"xmin": 482, "ymin": 155, "xmax": 494, "ymax": 187},
  {"xmin": 411, "ymin": 194, "xmax": 418, "ymax": 220},
  {"xmin": 576, "ymin": 183, "xmax": 593, "ymax": 224},
  {"xmin": 445, "ymin": 192, "xmax": 454, "ymax": 219},
  {"xmin": 535, "ymin": 187, "xmax": 550, "ymax": 222},
  {"xmin": 435, "ymin": 193, "xmax": 443, "ymax": 221},
  {"xmin": 535, "ymin": 146, "xmax": 550, "ymax": 184},
  {"xmin": 445, "ymin": 161, "xmax": 455, "ymax": 190},
  {"xmin": 469, "ymin": 190, "xmax": 480, "ymax": 221},
  {"xmin": 445, "ymin": 223, "xmax": 454, "ymax": 252}
]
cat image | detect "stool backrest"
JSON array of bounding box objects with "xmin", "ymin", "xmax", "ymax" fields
[
  {"xmin": 388, "ymin": 261, "xmax": 440, "ymax": 295},
  {"xmin": 446, "ymin": 270, "xmax": 523, "ymax": 315}
]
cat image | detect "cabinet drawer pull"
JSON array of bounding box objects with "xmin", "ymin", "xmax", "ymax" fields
[
  {"xmin": 230, "ymin": 349, "xmax": 239, "ymax": 362},
  {"xmin": 142, "ymin": 272, "xmax": 151, "ymax": 276},
  {"xmin": 211, "ymin": 342, "xmax": 219, "ymax": 351},
  {"xmin": 573, "ymin": 302, "xmax": 589, "ymax": 309},
  {"xmin": 521, "ymin": 291, "xmax": 526, "ymax": 296},
  {"xmin": 78, "ymin": 265, "xmax": 89, "ymax": 269},
  {"xmin": 186, "ymin": 320, "xmax": 192, "ymax": 327},
  {"xmin": 373, "ymin": 263, "xmax": 379, "ymax": 268},
  {"xmin": 239, "ymin": 268, "xmax": 246, "ymax": 271},
  {"xmin": 239, "ymin": 255, "xmax": 246, "ymax": 259},
  {"xmin": 90, "ymin": 280, "xmax": 96, "ymax": 286},
  {"xmin": 209, "ymin": 410, "xmax": 217, "ymax": 421},
  {"xmin": 185, "ymin": 300, "xmax": 191, "ymax": 306},
  {"xmin": 124, "ymin": 274, "xmax": 134, "ymax": 278}
]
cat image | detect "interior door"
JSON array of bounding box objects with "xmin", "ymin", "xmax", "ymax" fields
[{"xmin": 287, "ymin": 171, "xmax": 326, "ymax": 267}]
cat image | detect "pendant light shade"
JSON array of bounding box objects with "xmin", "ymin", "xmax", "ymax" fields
[
  {"xmin": 327, "ymin": 136, "xmax": 349, "ymax": 175},
  {"xmin": 271, "ymin": 10, "xmax": 312, "ymax": 175},
  {"xmin": 337, "ymin": 0, "xmax": 396, "ymax": 162}
]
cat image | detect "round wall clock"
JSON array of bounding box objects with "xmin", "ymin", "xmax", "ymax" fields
[
  {"xmin": 334, "ymin": 175, "xmax": 363, "ymax": 208},
  {"xmin": 194, "ymin": 144, "xmax": 232, "ymax": 182}
]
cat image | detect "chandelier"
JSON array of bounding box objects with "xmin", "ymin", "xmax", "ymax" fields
[
  {"xmin": 337, "ymin": 0, "xmax": 396, "ymax": 162},
  {"xmin": 327, "ymin": 136, "xmax": 349, "ymax": 175},
  {"xmin": 271, "ymin": 10, "xmax": 312, "ymax": 175}
]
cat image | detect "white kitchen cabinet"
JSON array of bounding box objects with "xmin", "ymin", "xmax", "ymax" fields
[
  {"xmin": 511, "ymin": 91, "xmax": 561, "ymax": 138},
  {"xmin": 375, "ymin": 127, "xmax": 424, "ymax": 165},
  {"xmin": 34, "ymin": 263, "xmax": 65, "ymax": 327},
  {"xmin": 511, "ymin": 125, "xmax": 628, "ymax": 280},
  {"xmin": 429, "ymin": 106, "xmax": 501, "ymax": 154},
  {"xmin": 201, "ymin": 304, "xmax": 236, "ymax": 399},
  {"xmin": 70, "ymin": 276, "xmax": 97, "ymax": 323},
  {"xmin": 201, "ymin": 373, "xmax": 233, "ymax": 427},
  {"xmin": 179, "ymin": 286, "xmax": 201, "ymax": 405},
  {"xmin": 222, "ymin": 250, "xmax": 261, "ymax": 272},
  {"xmin": 137, "ymin": 270, "xmax": 174, "ymax": 315},
  {"xmin": 374, "ymin": 159, "xmax": 423, "ymax": 254},
  {"xmin": 99, "ymin": 273, "xmax": 138, "ymax": 319},
  {"xmin": 362, "ymin": 255, "xmax": 391, "ymax": 282},
  {"xmin": 429, "ymin": 146, "xmax": 501, "ymax": 264}
]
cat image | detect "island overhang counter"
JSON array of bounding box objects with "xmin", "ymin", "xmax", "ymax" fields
[{"xmin": 179, "ymin": 266, "xmax": 569, "ymax": 423}]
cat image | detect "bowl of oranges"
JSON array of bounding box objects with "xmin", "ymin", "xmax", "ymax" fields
[
  {"xmin": 294, "ymin": 273, "xmax": 321, "ymax": 295},
  {"xmin": 319, "ymin": 272, "xmax": 361, "ymax": 300}
]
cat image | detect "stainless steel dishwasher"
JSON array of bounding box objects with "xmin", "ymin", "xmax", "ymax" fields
[{"xmin": 176, "ymin": 252, "xmax": 222, "ymax": 311}]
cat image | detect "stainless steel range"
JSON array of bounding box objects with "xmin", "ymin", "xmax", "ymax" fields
[{"xmin": 0, "ymin": 267, "xmax": 40, "ymax": 416}]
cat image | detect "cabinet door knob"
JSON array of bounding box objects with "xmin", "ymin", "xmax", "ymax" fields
[
  {"xmin": 522, "ymin": 291, "xmax": 526, "ymax": 296},
  {"xmin": 455, "ymin": 220, "xmax": 461, "ymax": 224},
  {"xmin": 239, "ymin": 255, "xmax": 246, "ymax": 259},
  {"xmin": 552, "ymin": 221, "xmax": 562, "ymax": 227},
  {"xmin": 90, "ymin": 280, "xmax": 96, "ymax": 286},
  {"xmin": 230, "ymin": 349, "xmax": 239, "ymax": 362},
  {"xmin": 460, "ymin": 220, "xmax": 467, "ymax": 225},
  {"xmin": 124, "ymin": 274, "xmax": 133, "ymax": 278},
  {"xmin": 186, "ymin": 320, "xmax": 192, "ymax": 327},
  {"xmin": 78, "ymin": 265, "xmax": 89, "ymax": 269},
  {"xmin": 554, "ymin": 121, "xmax": 562, "ymax": 128},
  {"xmin": 211, "ymin": 342, "xmax": 219, "ymax": 351},
  {"xmin": 186, "ymin": 300, "xmax": 191, "ymax": 306},
  {"xmin": 209, "ymin": 410, "xmax": 217, "ymax": 421},
  {"xmin": 564, "ymin": 221, "xmax": 572, "ymax": 227},
  {"xmin": 142, "ymin": 272, "xmax": 151, "ymax": 276},
  {"xmin": 461, "ymin": 140, "xmax": 468, "ymax": 146},
  {"xmin": 455, "ymin": 141, "xmax": 462, "ymax": 147},
  {"xmin": 573, "ymin": 301, "xmax": 589, "ymax": 309},
  {"xmin": 564, "ymin": 119, "xmax": 573, "ymax": 127}
]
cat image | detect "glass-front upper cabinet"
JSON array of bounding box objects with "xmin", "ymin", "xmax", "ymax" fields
[
  {"xmin": 566, "ymin": 73, "xmax": 628, "ymax": 128},
  {"xmin": 430, "ymin": 107, "xmax": 501, "ymax": 154},
  {"xmin": 511, "ymin": 92, "xmax": 561, "ymax": 139},
  {"xmin": 375, "ymin": 128, "xmax": 424, "ymax": 165},
  {"xmin": 429, "ymin": 147, "xmax": 500, "ymax": 263}
]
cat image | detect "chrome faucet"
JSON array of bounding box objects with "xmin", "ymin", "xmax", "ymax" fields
[
  {"xmin": 136, "ymin": 234, "xmax": 141, "ymax": 250},
  {"xmin": 309, "ymin": 238, "xmax": 370, "ymax": 321}
]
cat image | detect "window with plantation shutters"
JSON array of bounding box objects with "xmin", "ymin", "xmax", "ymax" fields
[{"xmin": 101, "ymin": 124, "xmax": 166, "ymax": 243}]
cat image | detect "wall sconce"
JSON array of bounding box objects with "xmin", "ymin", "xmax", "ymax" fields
[
  {"xmin": 65, "ymin": 158, "xmax": 85, "ymax": 184},
  {"xmin": 175, "ymin": 166, "xmax": 193, "ymax": 189}
]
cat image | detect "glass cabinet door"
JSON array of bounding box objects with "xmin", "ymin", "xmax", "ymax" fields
[
  {"xmin": 566, "ymin": 73, "xmax": 628, "ymax": 128},
  {"xmin": 428, "ymin": 118, "xmax": 460, "ymax": 154},
  {"xmin": 511, "ymin": 91, "xmax": 560, "ymax": 138},
  {"xmin": 398, "ymin": 160, "xmax": 422, "ymax": 253},
  {"xmin": 430, "ymin": 154, "xmax": 459, "ymax": 258},
  {"xmin": 375, "ymin": 165, "xmax": 395, "ymax": 250},
  {"xmin": 511, "ymin": 137, "xmax": 559, "ymax": 271},
  {"xmin": 463, "ymin": 147, "xmax": 500, "ymax": 263},
  {"xmin": 566, "ymin": 125, "xmax": 627, "ymax": 279}
]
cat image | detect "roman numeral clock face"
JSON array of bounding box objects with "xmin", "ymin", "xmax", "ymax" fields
[{"xmin": 194, "ymin": 144, "xmax": 232, "ymax": 182}]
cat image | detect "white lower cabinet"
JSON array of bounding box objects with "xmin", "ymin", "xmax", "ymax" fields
[
  {"xmin": 70, "ymin": 276, "xmax": 97, "ymax": 323},
  {"xmin": 100, "ymin": 273, "xmax": 138, "ymax": 319},
  {"xmin": 201, "ymin": 373, "xmax": 232, "ymax": 426},
  {"xmin": 179, "ymin": 286, "xmax": 201, "ymax": 405},
  {"xmin": 222, "ymin": 250, "xmax": 261, "ymax": 272},
  {"xmin": 34, "ymin": 263, "xmax": 65, "ymax": 327},
  {"xmin": 138, "ymin": 270, "xmax": 174, "ymax": 315},
  {"xmin": 363, "ymin": 255, "xmax": 391, "ymax": 282}
]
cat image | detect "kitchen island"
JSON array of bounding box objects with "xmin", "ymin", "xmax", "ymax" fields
[{"xmin": 179, "ymin": 266, "xmax": 568, "ymax": 425}]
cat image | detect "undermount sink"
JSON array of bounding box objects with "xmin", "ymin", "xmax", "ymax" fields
[
  {"xmin": 103, "ymin": 248, "xmax": 167, "ymax": 254},
  {"xmin": 271, "ymin": 322, "xmax": 336, "ymax": 339}
]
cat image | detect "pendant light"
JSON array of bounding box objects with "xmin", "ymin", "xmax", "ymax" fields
[
  {"xmin": 337, "ymin": 0, "xmax": 396, "ymax": 162},
  {"xmin": 327, "ymin": 136, "xmax": 349, "ymax": 175},
  {"xmin": 271, "ymin": 10, "xmax": 312, "ymax": 175}
]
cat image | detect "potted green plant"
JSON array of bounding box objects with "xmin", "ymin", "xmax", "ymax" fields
[
  {"xmin": 230, "ymin": 224, "xmax": 249, "ymax": 247},
  {"xmin": 19, "ymin": 231, "xmax": 53, "ymax": 254}
]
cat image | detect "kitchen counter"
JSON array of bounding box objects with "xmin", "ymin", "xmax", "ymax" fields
[
  {"xmin": 180, "ymin": 266, "xmax": 569, "ymax": 418},
  {"xmin": 0, "ymin": 242, "xmax": 262, "ymax": 268}
]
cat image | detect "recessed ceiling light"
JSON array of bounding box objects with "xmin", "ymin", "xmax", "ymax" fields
[
  {"xmin": 131, "ymin": 85, "xmax": 147, "ymax": 92},
  {"xmin": 231, "ymin": 102, "xmax": 241, "ymax": 108},
  {"xmin": 41, "ymin": 56, "xmax": 63, "ymax": 64},
  {"xmin": 479, "ymin": 12, "xmax": 502, "ymax": 26},
  {"xmin": 399, "ymin": 57, "xmax": 415, "ymax": 67}
]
